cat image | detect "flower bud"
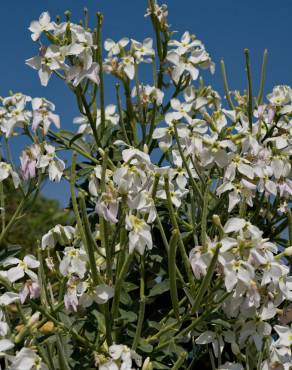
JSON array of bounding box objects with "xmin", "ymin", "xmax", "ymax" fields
[
  {"xmin": 212, "ymin": 214, "xmax": 221, "ymax": 226},
  {"xmin": 27, "ymin": 311, "xmax": 40, "ymax": 327},
  {"xmin": 39, "ymin": 321, "xmax": 55, "ymax": 334},
  {"xmin": 284, "ymin": 246, "xmax": 292, "ymax": 256},
  {"xmin": 142, "ymin": 357, "xmax": 153, "ymax": 370}
]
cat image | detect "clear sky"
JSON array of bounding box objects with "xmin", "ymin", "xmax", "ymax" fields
[{"xmin": 1, "ymin": 0, "xmax": 292, "ymax": 206}]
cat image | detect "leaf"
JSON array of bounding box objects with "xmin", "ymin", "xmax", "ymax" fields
[
  {"xmin": 123, "ymin": 282, "xmax": 139, "ymax": 292},
  {"xmin": 57, "ymin": 130, "xmax": 91, "ymax": 154},
  {"xmin": 211, "ymin": 318, "xmax": 231, "ymax": 329},
  {"xmin": 92, "ymin": 310, "xmax": 106, "ymax": 335},
  {"xmin": 148, "ymin": 279, "xmax": 170, "ymax": 297},
  {"xmin": 118, "ymin": 308, "xmax": 137, "ymax": 323},
  {"xmin": 151, "ymin": 361, "xmax": 171, "ymax": 369},
  {"xmin": 137, "ymin": 339, "xmax": 153, "ymax": 353},
  {"xmin": 120, "ymin": 288, "xmax": 133, "ymax": 305},
  {"xmin": 69, "ymin": 133, "xmax": 84, "ymax": 147},
  {"xmin": 0, "ymin": 245, "xmax": 22, "ymax": 262}
]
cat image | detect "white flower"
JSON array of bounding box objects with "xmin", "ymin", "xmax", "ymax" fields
[
  {"xmin": 67, "ymin": 62, "xmax": 100, "ymax": 87},
  {"xmin": 59, "ymin": 247, "xmax": 87, "ymax": 279},
  {"xmin": 121, "ymin": 56, "xmax": 135, "ymax": 80},
  {"xmin": 104, "ymin": 37, "xmax": 129, "ymax": 56},
  {"xmin": 31, "ymin": 97, "xmax": 60, "ymax": 134},
  {"xmin": 126, "ymin": 214, "xmax": 152, "ymax": 255},
  {"xmin": 25, "ymin": 45, "xmax": 66, "ymax": 87},
  {"xmin": 0, "ymin": 338, "xmax": 14, "ymax": 353},
  {"xmin": 0, "ymin": 162, "xmax": 20, "ymax": 188},
  {"xmin": 219, "ymin": 362, "xmax": 243, "ymax": 370},
  {"xmin": 131, "ymin": 38, "xmax": 154, "ymax": 61},
  {"xmin": 0, "ymin": 309, "xmax": 8, "ymax": 336},
  {"xmin": 41, "ymin": 225, "xmax": 75, "ymax": 249},
  {"xmin": 3, "ymin": 255, "xmax": 40, "ymax": 283},
  {"xmin": 168, "ymin": 31, "xmax": 200, "ymax": 55},
  {"xmin": 131, "ymin": 84, "xmax": 164, "ymax": 106},
  {"xmin": 99, "ymin": 361, "xmax": 119, "ymax": 370},
  {"xmin": 8, "ymin": 347, "xmax": 48, "ymax": 370},
  {"xmin": 267, "ymin": 85, "xmax": 292, "ymax": 106},
  {"xmin": 223, "ymin": 218, "xmax": 247, "ymax": 234},
  {"xmin": 95, "ymin": 284, "xmax": 115, "ymax": 304},
  {"xmin": 96, "ymin": 186, "xmax": 120, "ymax": 224},
  {"xmin": 0, "ymin": 292, "xmax": 19, "ymax": 306},
  {"xmin": 36, "ymin": 143, "xmax": 65, "ymax": 182},
  {"xmin": 274, "ymin": 325, "xmax": 292, "ymax": 347},
  {"xmin": 29, "ymin": 11, "xmax": 54, "ymax": 41},
  {"xmin": 195, "ymin": 330, "xmax": 224, "ymax": 358},
  {"xmin": 96, "ymin": 105, "xmax": 119, "ymax": 128},
  {"xmin": 239, "ymin": 319, "xmax": 271, "ymax": 351},
  {"xmin": 223, "ymin": 260, "xmax": 254, "ymax": 292}
]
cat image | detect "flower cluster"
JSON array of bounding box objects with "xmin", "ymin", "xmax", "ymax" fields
[
  {"xmin": 27, "ymin": 11, "xmax": 99, "ymax": 87},
  {"xmin": 0, "ymin": 1, "xmax": 291, "ymax": 369}
]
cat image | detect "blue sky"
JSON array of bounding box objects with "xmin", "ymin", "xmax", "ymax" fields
[{"xmin": 1, "ymin": 0, "xmax": 292, "ymax": 206}]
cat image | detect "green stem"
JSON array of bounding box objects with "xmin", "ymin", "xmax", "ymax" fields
[
  {"xmin": 164, "ymin": 175, "xmax": 195, "ymax": 292},
  {"xmin": 172, "ymin": 352, "xmax": 187, "ymax": 370},
  {"xmin": 257, "ymin": 49, "xmax": 268, "ymax": 105},
  {"xmin": 0, "ymin": 195, "xmax": 27, "ymax": 245},
  {"xmin": 79, "ymin": 193, "xmax": 100, "ymax": 286},
  {"xmin": 244, "ymin": 49, "xmax": 253, "ymax": 131},
  {"xmin": 132, "ymin": 255, "xmax": 145, "ymax": 350},
  {"xmin": 96, "ymin": 13, "xmax": 106, "ymax": 137},
  {"xmin": 48, "ymin": 129, "xmax": 99, "ymax": 165},
  {"xmin": 155, "ymin": 211, "xmax": 185, "ymax": 286},
  {"xmin": 220, "ymin": 59, "xmax": 235, "ymax": 110},
  {"xmin": 76, "ymin": 86, "xmax": 101, "ymax": 147},
  {"xmin": 99, "ymin": 150, "xmax": 112, "ymax": 280},
  {"xmin": 123, "ymin": 79, "xmax": 139, "ymax": 145},
  {"xmin": 173, "ymin": 124, "xmax": 203, "ymax": 204},
  {"xmin": 287, "ymin": 208, "xmax": 292, "ymax": 246},
  {"xmin": 56, "ymin": 334, "xmax": 70, "ymax": 370},
  {"xmin": 70, "ymin": 153, "xmax": 87, "ymax": 249},
  {"xmin": 116, "ymin": 83, "xmax": 130, "ymax": 145},
  {"xmin": 0, "ymin": 182, "xmax": 5, "ymax": 230},
  {"xmin": 191, "ymin": 243, "xmax": 220, "ymax": 315},
  {"xmin": 111, "ymin": 253, "xmax": 133, "ymax": 320},
  {"xmin": 168, "ymin": 229, "xmax": 180, "ymax": 320},
  {"xmin": 201, "ymin": 184, "xmax": 210, "ymax": 249}
]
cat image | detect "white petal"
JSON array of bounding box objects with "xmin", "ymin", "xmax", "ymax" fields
[
  {"xmin": 223, "ymin": 218, "xmax": 246, "ymax": 233},
  {"xmin": 0, "ymin": 339, "xmax": 14, "ymax": 352}
]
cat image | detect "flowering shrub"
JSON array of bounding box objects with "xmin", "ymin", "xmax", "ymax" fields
[{"xmin": 0, "ymin": 1, "xmax": 291, "ymax": 369}]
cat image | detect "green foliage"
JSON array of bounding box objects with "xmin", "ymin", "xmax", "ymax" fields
[{"xmin": 1, "ymin": 180, "xmax": 72, "ymax": 251}]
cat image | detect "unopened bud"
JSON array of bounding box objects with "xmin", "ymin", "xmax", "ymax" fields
[
  {"xmin": 39, "ymin": 321, "xmax": 55, "ymax": 334},
  {"xmin": 27, "ymin": 311, "xmax": 40, "ymax": 327},
  {"xmin": 142, "ymin": 357, "xmax": 153, "ymax": 370},
  {"xmin": 15, "ymin": 324, "xmax": 25, "ymax": 333},
  {"xmin": 64, "ymin": 10, "xmax": 71, "ymax": 21},
  {"xmin": 212, "ymin": 214, "xmax": 221, "ymax": 226},
  {"xmin": 143, "ymin": 144, "xmax": 149, "ymax": 154},
  {"xmin": 284, "ymin": 246, "xmax": 292, "ymax": 257}
]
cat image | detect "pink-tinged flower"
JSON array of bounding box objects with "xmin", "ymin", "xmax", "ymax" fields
[
  {"xmin": 19, "ymin": 280, "xmax": 41, "ymax": 303},
  {"xmin": 32, "ymin": 98, "xmax": 60, "ymax": 134},
  {"xmin": 64, "ymin": 285, "xmax": 79, "ymax": 312},
  {"xmin": 67, "ymin": 62, "xmax": 100, "ymax": 87},
  {"xmin": 96, "ymin": 186, "xmax": 120, "ymax": 224},
  {"xmin": 20, "ymin": 144, "xmax": 41, "ymax": 180}
]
